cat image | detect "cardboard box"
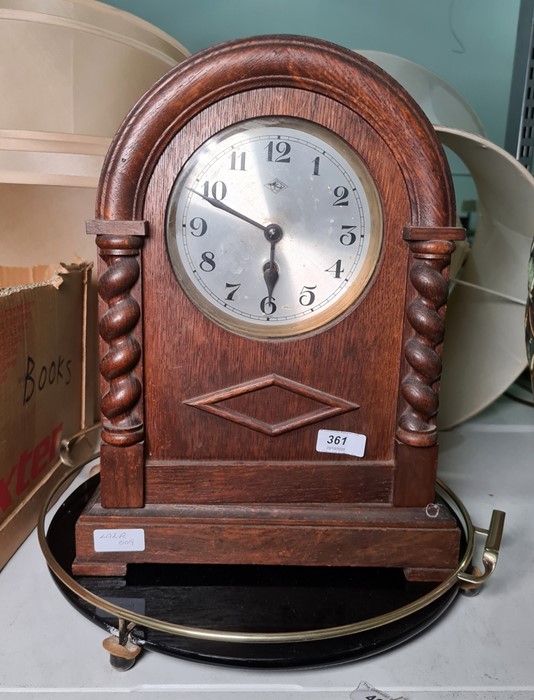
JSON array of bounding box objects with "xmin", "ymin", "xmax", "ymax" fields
[
  {"xmin": 0, "ymin": 0, "xmax": 190, "ymax": 573},
  {"xmin": 0, "ymin": 261, "xmax": 92, "ymax": 570}
]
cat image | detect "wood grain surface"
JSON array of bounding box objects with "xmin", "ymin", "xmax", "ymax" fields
[{"xmin": 78, "ymin": 36, "xmax": 464, "ymax": 577}]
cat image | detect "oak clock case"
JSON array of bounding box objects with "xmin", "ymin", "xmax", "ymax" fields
[{"xmin": 74, "ymin": 36, "xmax": 465, "ymax": 581}]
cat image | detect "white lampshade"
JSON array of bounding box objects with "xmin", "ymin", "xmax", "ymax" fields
[
  {"xmin": 0, "ymin": 0, "xmax": 190, "ymax": 267},
  {"xmin": 436, "ymin": 127, "xmax": 533, "ymax": 429},
  {"xmin": 0, "ymin": 0, "xmax": 189, "ymax": 137},
  {"xmin": 357, "ymin": 50, "xmax": 485, "ymax": 135}
]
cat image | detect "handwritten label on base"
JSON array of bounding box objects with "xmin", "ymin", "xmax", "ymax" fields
[{"xmin": 93, "ymin": 528, "xmax": 145, "ymax": 553}]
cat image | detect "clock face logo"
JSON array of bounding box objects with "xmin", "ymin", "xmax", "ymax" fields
[
  {"xmin": 166, "ymin": 117, "xmax": 383, "ymax": 339},
  {"xmin": 265, "ymin": 178, "xmax": 288, "ymax": 194}
]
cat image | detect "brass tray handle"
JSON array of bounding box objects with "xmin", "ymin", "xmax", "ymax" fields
[
  {"xmin": 59, "ymin": 424, "xmax": 101, "ymax": 467},
  {"xmin": 457, "ymin": 509, "xmax": 505, "ymax": 588}
]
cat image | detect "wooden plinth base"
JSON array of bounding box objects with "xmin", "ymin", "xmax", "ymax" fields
[{"xmin": 73, "ymin": 488, "xmax": 461, "ymax": 581}]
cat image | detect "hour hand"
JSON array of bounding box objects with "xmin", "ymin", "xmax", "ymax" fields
[
  {"xmin": 188, "ymin": 188, "xmax": 265, "ymax": 231},
  {"xmin": 262, "ymin": 224, "xmax": 283, "ymax": 299},
  {"xmin": 263, "ymin": 247, "xmax": 279, "ymax": 299}
]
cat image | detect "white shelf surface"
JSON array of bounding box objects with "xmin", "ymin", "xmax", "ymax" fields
[{"xmin": 0, "ymin": 395, "xmax": 533, "ymax": 699}]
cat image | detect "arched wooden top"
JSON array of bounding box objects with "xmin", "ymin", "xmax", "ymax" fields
[{"xmin": 96, "ymin": 34, "xmax": 455, "ymax": 226}]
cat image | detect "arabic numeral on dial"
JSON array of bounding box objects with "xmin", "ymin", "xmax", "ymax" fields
[
  {"xmin": 325, "ymin": 259, "xmax": 344, "ymax": 279},
  {"xmin": 260, "ymin": 296, "xmax": 277, "ymax": 315},
  {"xmin": 224, "ymin": 282, "xmax": 241, "ymax": 301},
  {"xmin": 299, "ymin": 285, "xmax": 317, "ymax": 306},
  {"xmin": 312, "ymin": 156, "xmax": 321, "ymax": 176},
  {"xmin": 189, "ymin": 217, "xmax": 207, "ymax": 237},
  {"xmin": 229, "ymin": 151, "xmax": 246, "ymax": 171},
  {"xmin": 333, "ymin": 186, "xmax": 349, "ymax": 206},
  {"xmin": 199, "ymin": 251, "xmax": 216, "ymax": 272},
  {"xmin": 202, "ymin": 180, "xmax": 227, "ymax": 200},
  {"xmin": 340, "ymin": 225, "xmax": 357, "ymax": 245},
  {"xmin": 266, "ymin": 140, "xmax": 291, "ymax": 163}
]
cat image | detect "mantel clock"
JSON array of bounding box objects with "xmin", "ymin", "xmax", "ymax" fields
[{"xmin": 74, "ymin": 36, "xmax": 465, "ymax": 581}]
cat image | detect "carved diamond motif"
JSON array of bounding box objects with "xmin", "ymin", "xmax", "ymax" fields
[{"xmin": 184, "ymin": 374, "xmax": 359, "ymax": 436}]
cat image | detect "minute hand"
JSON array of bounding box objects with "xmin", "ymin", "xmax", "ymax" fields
[{"xmin": 189, "ymin": 189, "xmax": 265, "ymax": 231}]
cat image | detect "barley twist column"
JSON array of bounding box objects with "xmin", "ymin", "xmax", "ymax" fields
[
  {"xmin": 88, "ymin": 219, "xmax": 148, "ymax": 507},
  {"xmin": 397, "ymin": 227, "xmax": 465, "ymax": 448}
]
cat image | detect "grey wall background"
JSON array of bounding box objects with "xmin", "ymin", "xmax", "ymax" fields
[
  {"xmin": 102, "ymin": 0, "xmax": 522, "ymax": 213},
  {"xmin": 102, "ymin": 0, "xmax": 521, "ymax": 149}
]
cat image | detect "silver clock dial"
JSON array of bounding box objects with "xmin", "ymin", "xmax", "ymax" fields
[{"xmin": 166, "ymin": 117, "xmax": 382, "ymax": 339}]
